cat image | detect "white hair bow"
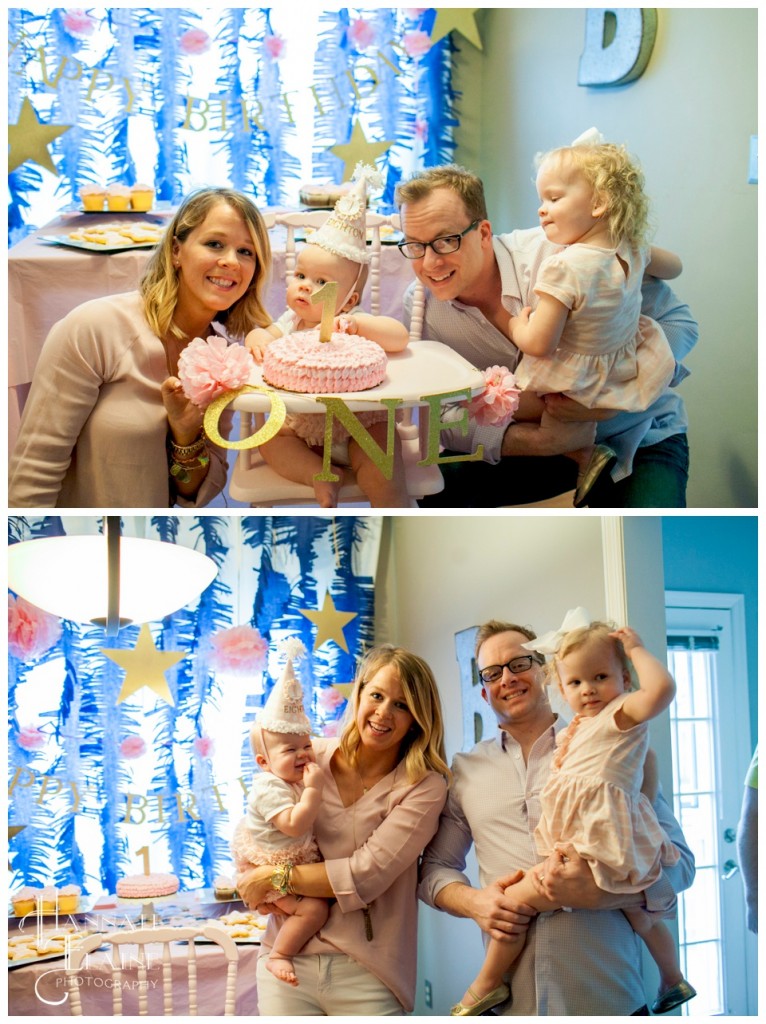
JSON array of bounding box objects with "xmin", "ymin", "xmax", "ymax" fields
[
  {"xmin": 521, "ymin": 606, "xmax": 592, "ymax": 657},
  {"xmin": 571, "ymin": 127, "xmax": 606, "ymax": 147}
]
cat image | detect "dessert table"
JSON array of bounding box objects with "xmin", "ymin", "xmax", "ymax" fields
[
  {"xmin": 7, "ymin": 889, "xmax": 260, "ymax": 1016},
  {"xmin": 8, "ymin": 211, "xmax": 416, "ymax": 454}
]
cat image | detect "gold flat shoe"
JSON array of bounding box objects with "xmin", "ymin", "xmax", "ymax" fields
[
  {"xmin": 450, "ymin": 983, "xmax": 510, "ymax": 1016},
  {"xmin": 651, "ymin": 979, "xmax": 697, "ymax": 1014},
  {"xmin": 574, "ymin": 444, "xmax": 617, "ymax": 507}
]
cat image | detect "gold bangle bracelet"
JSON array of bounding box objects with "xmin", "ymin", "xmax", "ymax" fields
[{"xmin": 271, "ymin": 862, "xmax": 294, "ymax": 896}]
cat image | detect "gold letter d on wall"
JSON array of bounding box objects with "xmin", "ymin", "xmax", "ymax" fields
[{"xmin": 578, "ymin": 8, "xmax": 657, "ymax": 87}]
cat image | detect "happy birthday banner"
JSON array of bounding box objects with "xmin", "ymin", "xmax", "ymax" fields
[
  {"xmin": 8, "ymin": 8, "xmax": 481, "ymax": 238},
  {"xmin": 14, "ymin": 36, "xmax": 410, "ymax": 133},
  {"xmin": 10, "ymin": 765, "xmax": 250, "ymax": 825}
]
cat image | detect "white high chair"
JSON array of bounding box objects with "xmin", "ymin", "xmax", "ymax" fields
[
  {"xmin": 229, "ymin": 210, "xmax": 444, "ymax": 507},
  {"xmin": 66, "ymin": 924, "xmax": 239, "ymax": 1016}
]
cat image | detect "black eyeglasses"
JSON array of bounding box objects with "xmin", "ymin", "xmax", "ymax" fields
[
  {"xmin": 478, "ymin": 655, "xmax": 543, "ymax": 685},
  {"xmin": 397, "ymin": 219, "xmax": 480, "ymax": 259}
]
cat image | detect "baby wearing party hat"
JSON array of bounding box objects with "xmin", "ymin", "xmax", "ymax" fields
[
  {"xmin": 244, "ymin": 163, "xmax": 413, "ymax": 509},
  {"xmin": 231, "ymin": 637, "xmax": 329, "ymax": 987}
]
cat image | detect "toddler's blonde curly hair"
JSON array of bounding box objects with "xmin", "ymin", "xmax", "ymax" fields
[
  {"xmin": 547, "ymin": 621, "xmax": 635, "ymax": 690},
  {"xmin": 536, "ymin": 142, "xmax": 651, "ymax": 248}
]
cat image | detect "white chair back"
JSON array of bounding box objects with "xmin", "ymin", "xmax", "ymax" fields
[
  {"xmin": 275, "ymin": 210, "xmax": 390, "ymax": 315},
  {"xmin": 66, "ymin": 924, "xmax": 239, "ymax": 1016},
  {"xmin": 387, "ymin": 213, "xmax": 425, "ymax": 341}
]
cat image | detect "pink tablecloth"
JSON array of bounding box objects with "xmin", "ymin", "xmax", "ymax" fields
[{"xmin": 8, "ymin": 212, "xmax": 415, "ymax": 454}]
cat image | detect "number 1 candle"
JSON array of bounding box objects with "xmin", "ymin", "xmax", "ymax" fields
[
  {"xmin": 311, "ymin": 281, "xmax": 338, "ymax": 343},
  {"xmin": 136, "ymin": 845, "xmax": 151, "ymax": 876}
]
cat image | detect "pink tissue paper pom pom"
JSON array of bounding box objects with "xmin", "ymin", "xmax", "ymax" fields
[
  {"xmin": 317, "ymin": 686, "xmax": 346, "ymax": 714},
  {"xmin": 17, "ymin": 725, "xmax": 47, "ymax": 751},
  {"xmin": 402, "ymin": 30, "xmax": 432, "ymax": 57},
  {"xmin": 179, "ymin": 28, "xmax": 211, "ymax": 55},
  {"xmin": 209, "ymin": 625, "xmax": 269, "ymax": 675},
  {"xmin": 404, "ymin": 8, "xmax": 429, "ymax": 16},
  {"xmin": 194, "ymin": 736, "xmax": 215, "ymax": 758},
  {"xmin": 120, "ymin": 736, "xmax": 147, "ymax": 759},
  {"xmin": 63, "ymin": 9, "xmax": 96, "ymax": 36},
  {"xmin": 178, "ymin": 336, "xmax": 253, "ymax": 408},
  {"xmin": 469, "ymin": 365, "xmax": 521, "ymax": 427},
  {"xmin": 349, "ymin": 17, "xmax": 376, "ymax": 49},
  {"xmin": 264, "ymin": 33, "xmax": 286, "ymax": 59},
  {"xmin": 319, "ymin": 720, "xmax": 343, "ymax": 738},
  {"xmin": 9, "ymin": 595, "xmax": 62, "ymax": 661}
]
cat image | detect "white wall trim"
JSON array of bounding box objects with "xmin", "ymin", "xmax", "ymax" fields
[{"xmin": 601, "ymin": 516, "xmax": 628, "ymax": 624}]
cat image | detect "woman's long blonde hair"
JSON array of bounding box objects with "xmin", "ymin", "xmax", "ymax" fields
[
  {"xmin": 140, "ymin": 187, "xmax": 272, "ymax": 341},
  {"xmin": 338, "ymin": 645, "xmax": 450, "ymax": 785}
]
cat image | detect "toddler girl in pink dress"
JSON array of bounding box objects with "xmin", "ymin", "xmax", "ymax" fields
[
  {"xmin": 451, "ymin": 611, "xmax": 695, "ymax": 1016},
  {"xmin": 510, "ymin": 129, "xmax": 683, "ymax": 506}
]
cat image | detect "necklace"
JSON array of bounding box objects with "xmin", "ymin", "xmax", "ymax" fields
[{"xmin": 357, "ymin": 757, "xmax": 395, "ymax": 795}]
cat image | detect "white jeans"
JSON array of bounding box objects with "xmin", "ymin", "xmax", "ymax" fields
[{"xmin": 256, "ymin": 952, "xmax": 404, "ymax": 1015}]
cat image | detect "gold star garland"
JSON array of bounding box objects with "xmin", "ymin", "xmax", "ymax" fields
[
  {"xmin": 329, "ymin": 120, "xmax": 394, "ymax": 183},
  {"xmin": 430, "ymin": 8, "xmax": 483, "ymax": 51},
  {"xmin": 102, "ymin": 623, "xmax": 186, "ymax": 706},
  {"xmin": 8, "ymin": 97, "xmax": 72, "ymax": 175},
  {"xmin": 299, "ymin": 593, "xmax": 357, "ymax": 653}
]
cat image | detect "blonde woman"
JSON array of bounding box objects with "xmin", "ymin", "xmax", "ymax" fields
[
  {"xmin": 237, "ymin": 644, "xmax": 450, "ymax": 1015},
  {"xmin": 9, "ymin": 187, "xmax": 271, "ymax": 508}
]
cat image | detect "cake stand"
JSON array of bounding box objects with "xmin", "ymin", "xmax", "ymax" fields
[{"xmin": 114, "ymin": 892, "xmax": 178, "ymax": 925}]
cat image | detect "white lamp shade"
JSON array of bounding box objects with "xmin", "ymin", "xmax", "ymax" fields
[{"xmin": 8, "ymin": 535, "xmax": 218, "ymax": 626}]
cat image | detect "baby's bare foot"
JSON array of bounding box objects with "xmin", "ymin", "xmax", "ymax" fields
[
  {"xmin": 267, "ymin": 954, "xmax": 299, "ymax": 986},
  {"xmin": 313, "ymin": 465, "xmax": 345, "ymax": 508}
]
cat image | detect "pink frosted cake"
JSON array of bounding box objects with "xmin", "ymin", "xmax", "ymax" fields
[
  {"xmin": 116, "ymin": 872, "xmax": 179, "ymax": 899},
  {"xmin": 262, "ymin": 329, "xmax": 387, "ymax": 394}
]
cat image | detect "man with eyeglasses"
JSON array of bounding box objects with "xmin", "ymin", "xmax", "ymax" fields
[
  {"xmin": 395, "ymin": 166, "xmax": 697, "ymax": 507},
  {"xmin": 418, "ymin": 620, "xmax": 694, "ymax": 1015}
]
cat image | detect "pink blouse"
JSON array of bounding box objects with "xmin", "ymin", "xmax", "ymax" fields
[{"xmin": 258, "ymin": 737, "xmax": 447, "ymax": 1012}]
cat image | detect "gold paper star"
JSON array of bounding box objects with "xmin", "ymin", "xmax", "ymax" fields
[
  {"xmin": 430, "ymin": 8, "xmax": 483, "ymax": 50},
  {"xmin": 299, "ymin": 593, "xmax": 357, "ymax": 653},
  {"xmin": 102, "ymin": 623, "xmax": 185, "ymax": 706},
  {"xmin": 8, "ymin": 97, "xmax": 72, "ymax": 175},
  {"xmin": 329, "ymin": 120, "xmax": 393, "ymax": 183}
]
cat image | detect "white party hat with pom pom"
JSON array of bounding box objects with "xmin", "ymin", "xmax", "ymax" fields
[
  {"xmin": 258, "ymin": 637, "xmax": 311, "ymax": 734},
  {"xmin": 309, "ymin": 162, "xmax": 382, "ymax": 265}
]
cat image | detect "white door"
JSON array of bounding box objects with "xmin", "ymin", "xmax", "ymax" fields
[{"xmin": 665, "ymin": 591, "xmax": 757, "ymax": 1016}]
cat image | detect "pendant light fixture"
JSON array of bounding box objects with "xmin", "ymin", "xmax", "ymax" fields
[{"xmin": 7, "ymin": 517, "xmax": 217, "ymax": 637}]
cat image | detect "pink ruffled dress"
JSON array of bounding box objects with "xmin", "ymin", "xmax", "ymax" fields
[
  {"xmin": 535, "ymin": 692, "xmax": 679, "ymax": 893},
  {"xmin": 232, "ymin": 773, "xmax": 321, "ymax": 904}
]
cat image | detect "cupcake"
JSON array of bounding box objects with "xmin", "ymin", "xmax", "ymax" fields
[
  {"xmin": 11, "ymin": 886, "xmax": 37, "ymax": 917},
  {"xmin": 130, "ymin": 184, "xmax": 155, "ymax": 212},
  {"xmin": 80, "ymin": 186, "xmax": 106, "ymax": 212},
  {"xmin": 55, "ymin": 885, "xmax": 81, "ymax": 913},
  {"xmin": 106, "ymin": 185, "xmax": 132, "ymax": 212},
  {"xmin": 214, "ymin": 875, "xmax": 238, "ymax": 899}
]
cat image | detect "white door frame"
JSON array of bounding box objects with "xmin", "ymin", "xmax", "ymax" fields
[{"xmin": 665, "ymin": 589, "xmax": 756, "ymax": 1015}]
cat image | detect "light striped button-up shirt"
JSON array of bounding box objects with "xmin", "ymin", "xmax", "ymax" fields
[
  {"xmin": 404, "ymin": 228, "xmax": 698, "ymax": 481},
  {"xmin": 418, "ymin": 718, "xmax": 695, "ymax": 1015}
]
